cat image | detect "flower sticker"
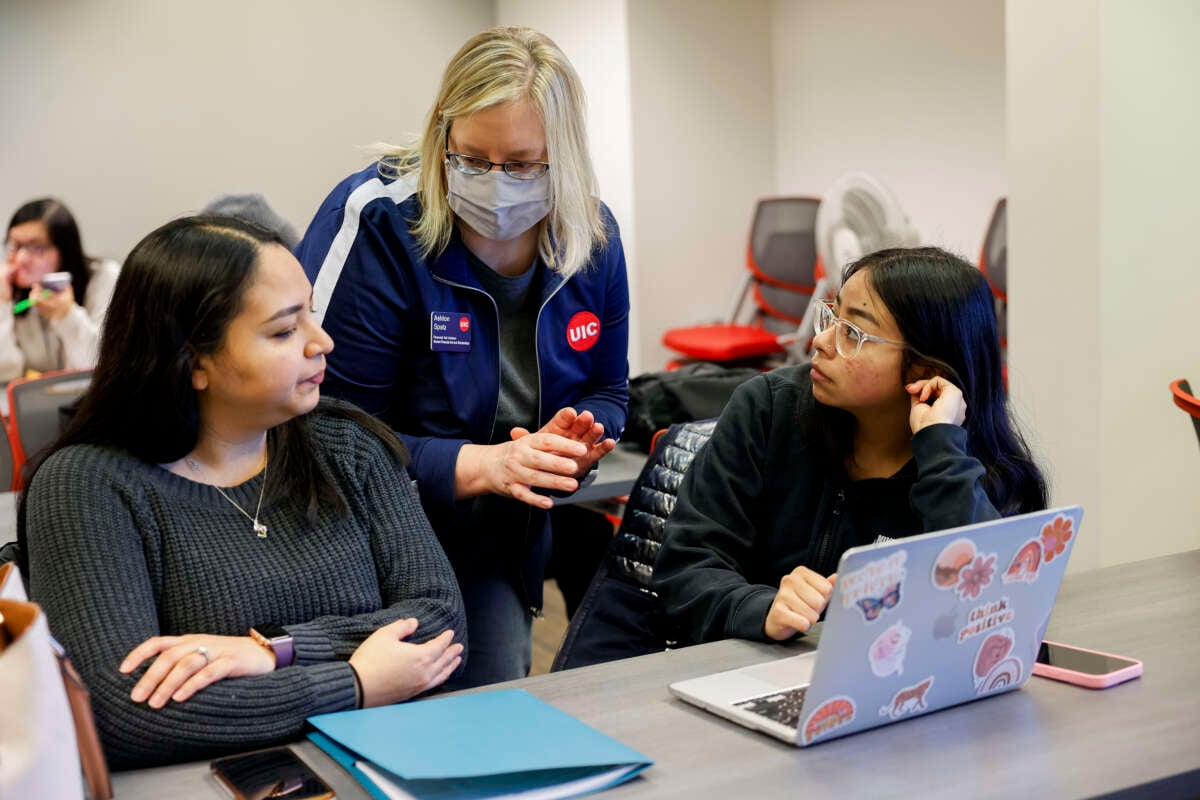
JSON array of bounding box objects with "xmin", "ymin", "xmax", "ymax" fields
[
  {"xmin": 1040, "ymin": 515, "xmax": 1074, "ymax": 563},
  {"xmin": 955, "ymin": 554, "xmax": 996, "ymax": 601}
]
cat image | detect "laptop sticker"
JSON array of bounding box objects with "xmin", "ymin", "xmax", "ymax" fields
[
  {"xmin": 973, "ymin": 627, "xmax": 1024, "ymax": 694},
  {"xmin": 868, "ymin": 620, "xmax": 912, "ymax": 677},
  {"xmin": 1002, "ymin": 539, "xmax": 1043, "ymax": 584},
  {"xmin": 1040, "ymin": 515, "xmax": 1074, "ymax": 563},
  {"xmin": 978, "ymin": 657, "xmax": 1023, "ymax": 695},
  {"xmin": 802, "ymin": 696, "xmax": 856, "ymax": 745},
  {"xmin": 932, "ymin": 606, "xmax": 960, "ymax": 640},
  {"xmin": 932, "ymin": 539, "xmax": 976, "ymax": 589},
  {"xmin": 956, "ymin": 597, "xmax": 1015, "ymax": 644},
  {"xmin": 840, "ymin": 550, "xmax": 907, "ymax": 622},
  {"xmin": 879, "ymin": 676, "xmax": 935, "ymax": 720},
  {"xmin": 954, "ymin": 552, "xmax": 997, "ymax": 601}
]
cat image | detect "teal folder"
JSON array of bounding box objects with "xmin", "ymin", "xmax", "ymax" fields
[{"xmin": 307, "ymin": 689, "xmax": 652, "ymax": 799}]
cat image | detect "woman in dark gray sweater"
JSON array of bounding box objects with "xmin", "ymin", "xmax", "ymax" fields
[{"xmin": 18, "ymin": 215, "xmax": 466, "ymax": 769}]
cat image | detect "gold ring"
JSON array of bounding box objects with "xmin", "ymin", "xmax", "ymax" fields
[{"xmin": 196, "ymin": 645, "xmax": 211, "ymax": 665}]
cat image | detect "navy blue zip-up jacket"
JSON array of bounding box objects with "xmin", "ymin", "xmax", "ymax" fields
[
  {"xmin": 295, "ymin": 164, "xmax": 630, "ymax": 610},
  {"xmin": 654, "ymin": 364, "xmax": 1000, "ymax": 645}
]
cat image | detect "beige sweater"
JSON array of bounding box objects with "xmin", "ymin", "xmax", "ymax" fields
[{"xmin": 0, "ymin": 258, "xmax": 120, "ymax": 382}]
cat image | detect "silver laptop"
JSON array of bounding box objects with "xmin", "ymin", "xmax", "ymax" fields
[{"xmin": 670, "ymin": 506, "xmax": 1082, "ymax": 746}]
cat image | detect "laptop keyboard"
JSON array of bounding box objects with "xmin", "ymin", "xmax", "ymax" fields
[{"xmin": 733, "ymin": 686, "xmax": 808, "ymax": 730}]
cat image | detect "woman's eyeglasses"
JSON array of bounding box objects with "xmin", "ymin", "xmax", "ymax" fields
[
  {"xmin": 5, "ymin": 241, "xmax": 53, "ymax": 259},
  {"xmin": 813, "ymin": 300, "xmax": 966, "ymax": 389},
  {"xmin": 445, "ymin": 152, "xmax": 549, "ymax": 180},
  {"xmin": 814, "ymin": 300, "xmax": 909, "ymax": 360}
]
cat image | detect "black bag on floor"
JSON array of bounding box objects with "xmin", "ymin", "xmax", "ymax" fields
[{"xmin": 624, "ymin": 362, "xmax": 758, "ymax": 452}]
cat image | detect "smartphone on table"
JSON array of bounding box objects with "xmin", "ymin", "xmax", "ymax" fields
[
  {"xmin": 1032, "ymin": 640, "xmax": 1143, "ymax": 689},
  {"xmin": 210, "ymin": 746, "xmax": 334, "ymax": 800}
]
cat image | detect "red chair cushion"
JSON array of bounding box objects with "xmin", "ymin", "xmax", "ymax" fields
[{"xmin": 662, "ymin": 324, "xmax": 783, "ymax": 362}]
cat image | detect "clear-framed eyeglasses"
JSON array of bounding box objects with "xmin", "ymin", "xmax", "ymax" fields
[
  {"xmin": 445, "ymin": 152, "xmax": 550, "ymax": 180},
  {"xmin": 813, "ymin": 299, "xmax": 910, "ymax": 360},
  {"xmin": 4, "ymin": 240, "xmax": 53, "ymax": 259}
]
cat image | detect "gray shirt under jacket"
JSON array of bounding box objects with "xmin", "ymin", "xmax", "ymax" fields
[{"xmin": 25, "ymin": 404, "xmax": 466, "ymax": 770}]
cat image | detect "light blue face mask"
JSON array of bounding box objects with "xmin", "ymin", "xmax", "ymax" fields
[{"xmin": 445, "ymin": 163, "xmax": 552, "ymax": 241}]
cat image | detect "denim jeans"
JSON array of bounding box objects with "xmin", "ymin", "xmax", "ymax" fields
[{"xmin": 443, "ymin": 573, "xmax": 533, "ymax": 690}]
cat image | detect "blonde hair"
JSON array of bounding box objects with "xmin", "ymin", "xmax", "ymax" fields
[{"xmin": 377, "ymin": 26, "xmax": 606, "ymax": 278}]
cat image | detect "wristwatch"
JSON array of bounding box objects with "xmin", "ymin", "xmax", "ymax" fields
[{"xmin": 249, "ymin": 623, "xmax": 295, "ymax": 669}]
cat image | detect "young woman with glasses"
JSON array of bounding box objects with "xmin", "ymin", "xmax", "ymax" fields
[
  {"xmin": 1, "ymin": 198, "xmax": 121, "ymax": 381},
  {"xmin": 653, "ymin": 247, "xmax": 1046, "ymax": 645},
  {"xmin": 295, "ymin": 27, "xmax": 629, "ymax": 687}
]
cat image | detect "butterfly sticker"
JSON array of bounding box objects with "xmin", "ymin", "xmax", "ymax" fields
[{"xmin": 856, "ymin": 581, "xmax": 901, "ymax": 622}]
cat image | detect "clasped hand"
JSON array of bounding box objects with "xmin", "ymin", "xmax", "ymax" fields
[
  {"xmin": 120, "ymin": 618, "xmax": 462, "ymax": 709},
  {"xmin": 463, "ymin": 407, "xmax": 616, "ymax": 509},
  {"xmin": 764, "ymin": 567, "xmax": 838, "ymax": 641}
]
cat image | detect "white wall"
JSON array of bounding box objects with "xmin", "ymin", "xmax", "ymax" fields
[
  {"xmin": 771, "ymin": 0, "xmax": 1007, "ymax": 259},
  {"xmin": 0, "ymin": 0, "xmax": 492, "ymax": 260},
  {"xmin": 628, "ymin": 0, "xmax": 776, "ymax": 371},
  {"xmin": 1008, "ymin": 0, "xmax": 1200, "ymax": 570},
  {"xmin": 495, "ymin": 0, "xmax": 642, "ymax": 372}
]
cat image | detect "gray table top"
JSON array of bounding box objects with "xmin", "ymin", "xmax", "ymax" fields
[
  {"xmin": 111, "ymin": 549, "xmax": 1200, "ymax": 799},
  {"xmin": 557, "ymin": 443, "xmax": 647, "ymax": 506}
]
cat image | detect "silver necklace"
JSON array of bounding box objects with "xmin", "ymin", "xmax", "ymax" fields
[{"xmin": 184, "ymin": 455, "xmax": 269, "ymax": 538}]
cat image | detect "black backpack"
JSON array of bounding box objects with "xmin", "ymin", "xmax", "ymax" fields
[{"xmin": 624, "ymin": 362, "xmax": 758, "ymax": 452}]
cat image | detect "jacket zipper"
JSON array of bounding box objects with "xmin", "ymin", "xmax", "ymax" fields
[
  {"xmin": 815, "ymin": 488, "xmax": 846, "ymax": 576},
  {"xmin": 431, "ymin": 274, "xmax": 503, "ymax": 440}
]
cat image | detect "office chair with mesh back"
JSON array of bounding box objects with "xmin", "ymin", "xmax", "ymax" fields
[
  {"xmin": 6, "ymin": 368, "xmax": 93, "ymax": 490},
  {"xmin": 979, "ymin": 199, "xmax": 1008, "ymax": 371},
  {"xmin": 1169, "ymin": 379, "xmax": 1200, "ymax": 451},
  {"xmin": 662, "ymin": 197, "xmax": 822, "ymax": 368}
]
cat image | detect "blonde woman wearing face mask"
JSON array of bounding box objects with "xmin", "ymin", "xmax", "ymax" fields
[{"xmin": 296, "ymin": 26, "xmax": 629, "ymax": 687}]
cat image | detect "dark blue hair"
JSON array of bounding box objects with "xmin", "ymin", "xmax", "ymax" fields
[{"xmin": 818, "ymin": 246, "xmax": 1046, "ymax": 515}]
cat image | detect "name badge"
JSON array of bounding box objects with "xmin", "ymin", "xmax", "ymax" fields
[{"xmin": 431, "ymin": 311, "xmax": 471, "ymax": 352}]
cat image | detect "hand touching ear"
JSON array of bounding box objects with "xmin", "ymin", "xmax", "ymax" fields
[{"xmin": 906, "ymin": 377, "xmax": 966, "ymax": 434}]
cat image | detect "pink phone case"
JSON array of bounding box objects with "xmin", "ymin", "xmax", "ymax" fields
[{"xmin": 1032, "ymin": 640, "xmax": 1143, "ymax": 689}]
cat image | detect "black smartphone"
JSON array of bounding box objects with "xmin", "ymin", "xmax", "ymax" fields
[
  {"xmin": 1032, "ymin": 640, "xmax": 1143, "ymax": 688},
  {"xmin": 210, "ymin": 747, "xmax": 335, "ymax": 800}
]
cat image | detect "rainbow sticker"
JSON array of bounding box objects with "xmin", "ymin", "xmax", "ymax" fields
[
  {"xmin": 802, "ymin": 696, "xmax": 856, "ymax": 745},
  {"xmin": 1002, "ymin": 539, "xmax": 1043, "ymax": 584},
  {"xmin": 973, "ymin": 627, "xmax": 1018, "ymax": 691}
]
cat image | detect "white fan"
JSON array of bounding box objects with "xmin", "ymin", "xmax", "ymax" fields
[
  {"xmin": 815, "ymin": 172, "xmax": 920, "ymax": 294},
  {"xmin": 790, "ymin": 172, "xmax": 919, "ymax": 360}
]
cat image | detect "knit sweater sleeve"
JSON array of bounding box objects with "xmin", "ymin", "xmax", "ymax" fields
[
  {"xmin": 25, "ymin": 447, "xmax": 357, "ymax": 770},
  {"xmin": 652, "ymin": 375, "xmax": 780, "ymax": 644},
  {"xmin": 909, "ymin": 423, "xmax": 1001, "ymax": 531},
  {"xmin": 284, "ymin": 421, "xmax": 467, "ymax": 662}
]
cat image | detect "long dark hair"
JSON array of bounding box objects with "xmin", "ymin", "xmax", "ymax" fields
[
  {"xmin": 7, "ymin": 198, "xmax": 93, "ymax": 308},
  {"xmin": 17, "ymin": 215, "xmax": 406, "ymax": 576},
  {"xmin": 811, "ymin": 246, "xmax": 1046, "ymax": 515}
]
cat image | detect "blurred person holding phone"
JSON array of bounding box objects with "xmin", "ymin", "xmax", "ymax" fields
[
  {"xmin": 1, "ymin": 198, "xmax": 121, "ymax": 381},
  {"xmin": 296, "ymin": 26, "xmax": 630, "ymax": 687},
  {"xmin": 18, "ymin": 215, "xmax": 466, "ymax": 769}
]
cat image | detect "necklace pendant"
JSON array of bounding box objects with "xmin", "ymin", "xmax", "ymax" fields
[{"xmin": 254, "ymin": 521, "xmax": 268, "ymax": 539}]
